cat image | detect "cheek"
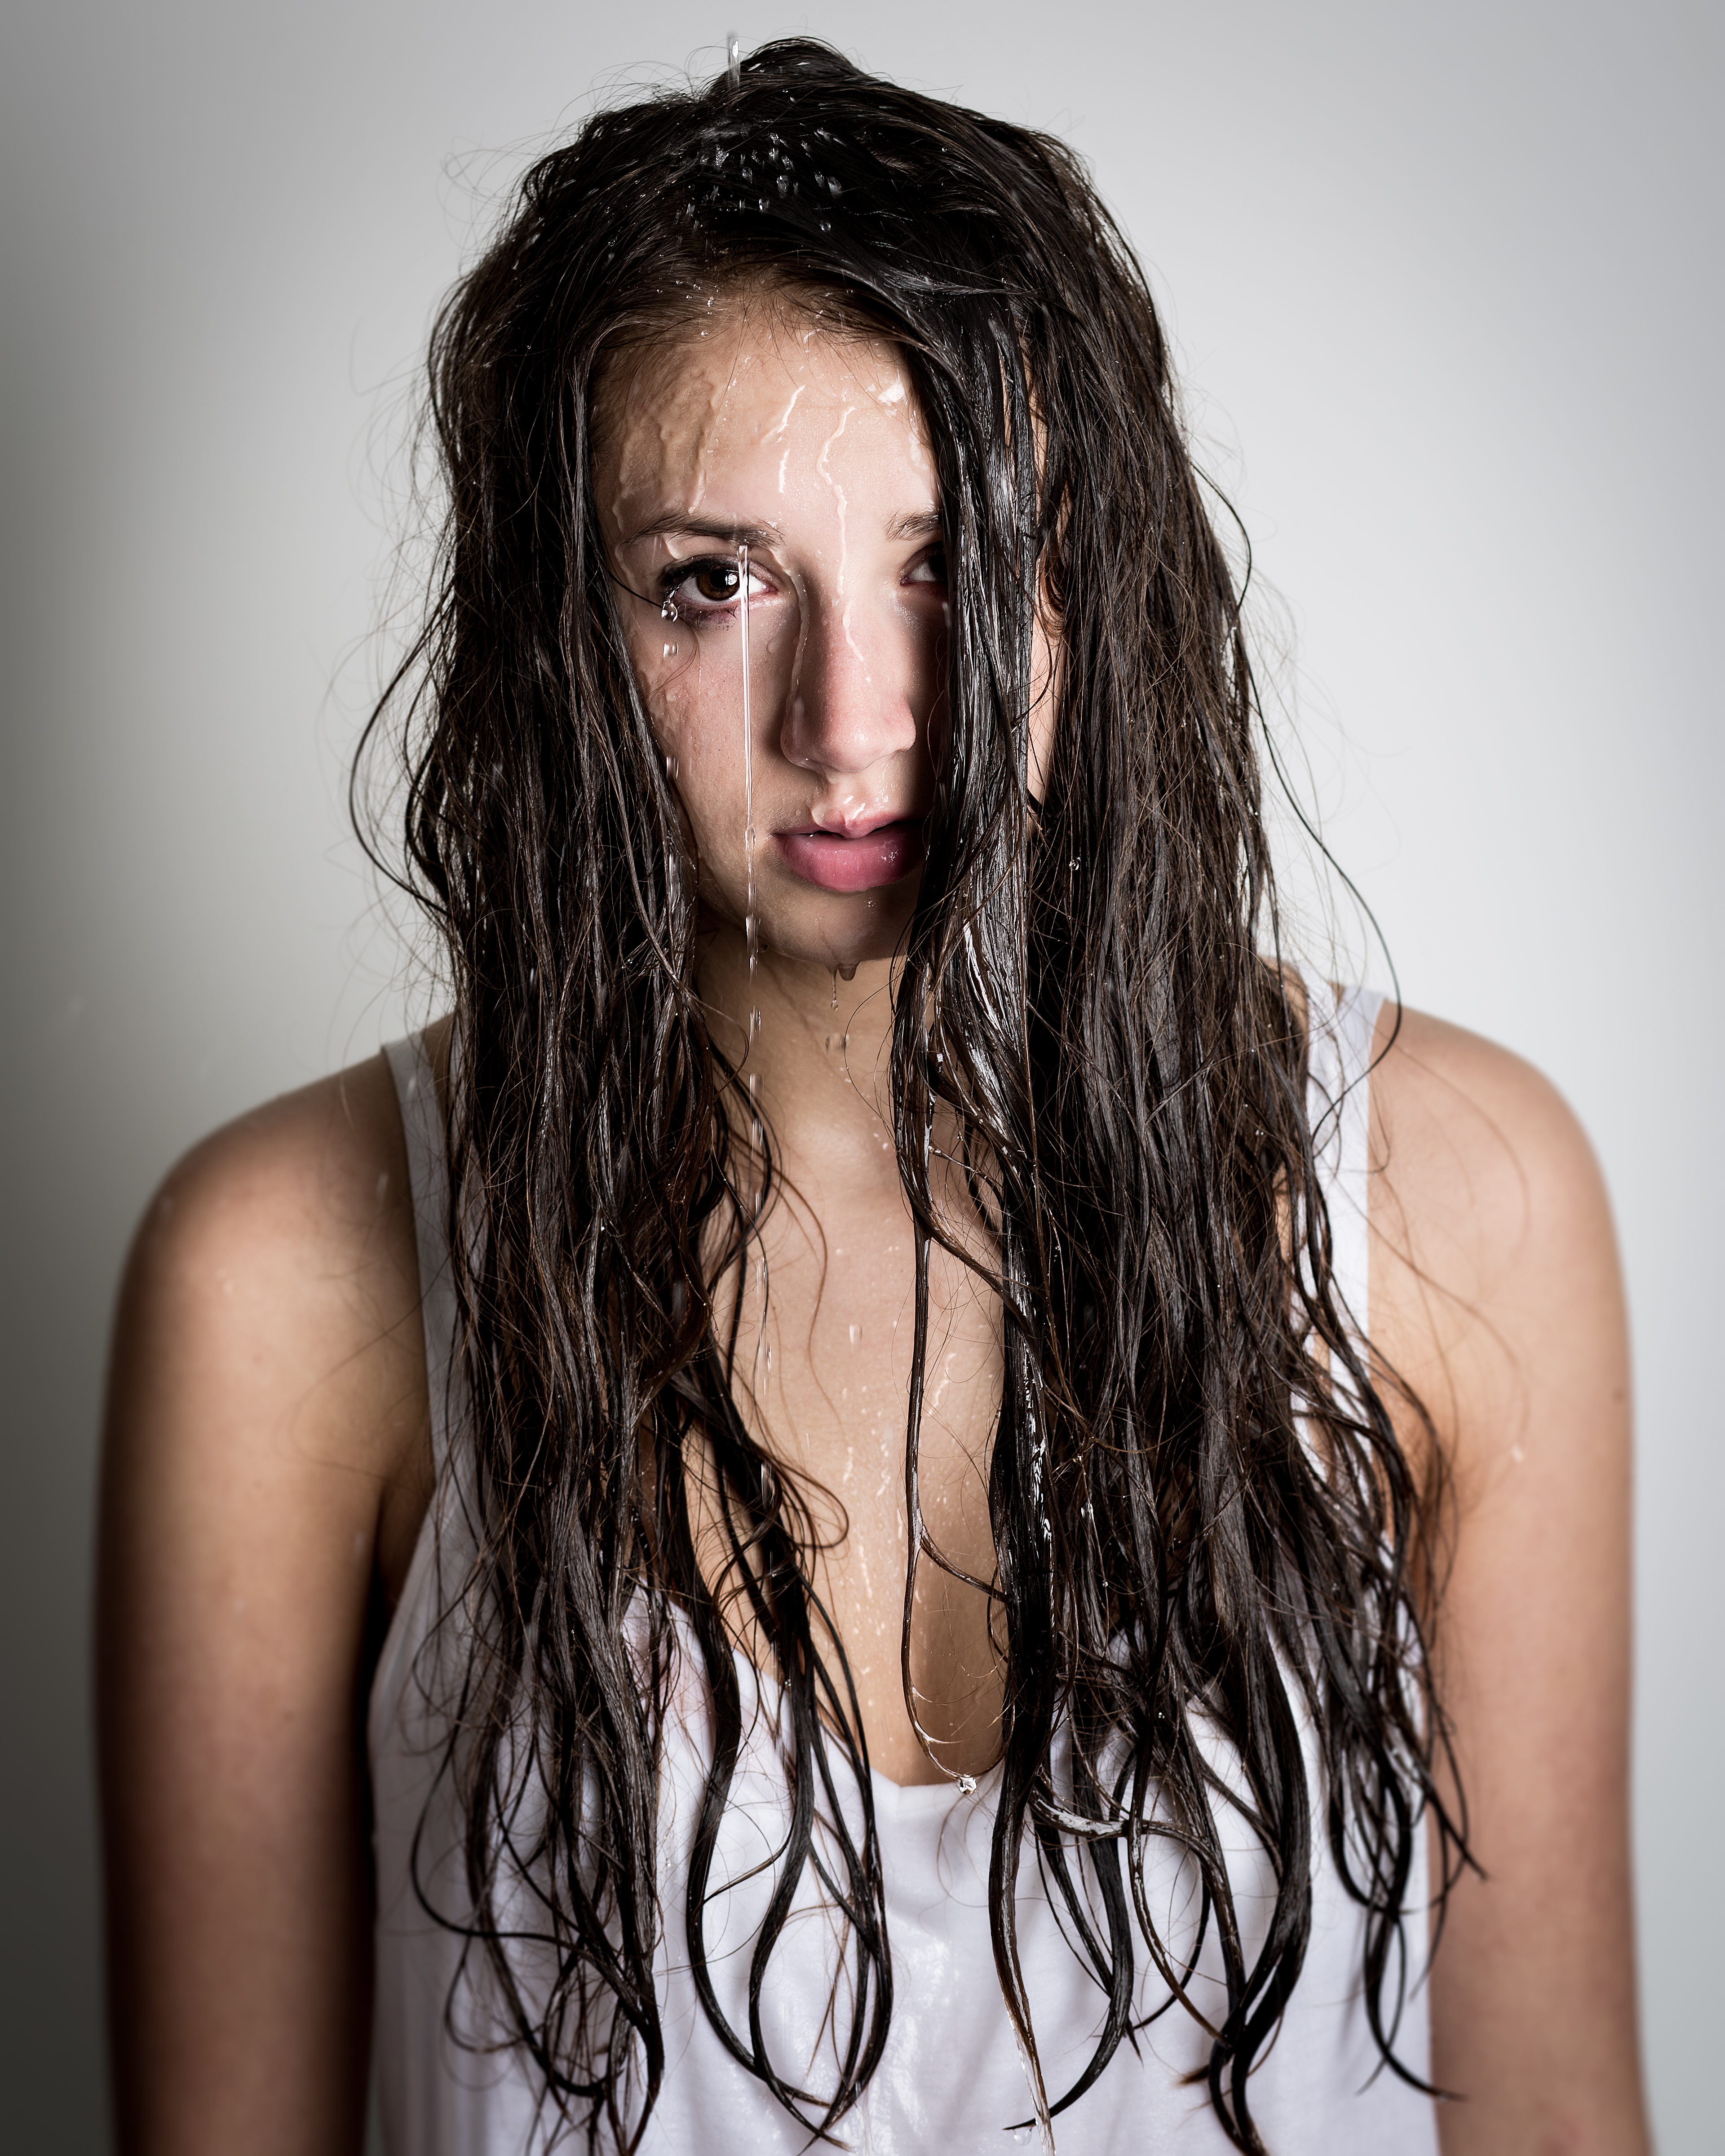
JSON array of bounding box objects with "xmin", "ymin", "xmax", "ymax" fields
[
  {"xmin": 642, "ymin": 667, "xmax": 744, "ymax": 859},
  {"xmin": 635, "ymin": 619, "xmax": 755, "ymax": 773},
  {"xmin": 632, "ymin": 622, "xmax": 704, "ymax": 758}
]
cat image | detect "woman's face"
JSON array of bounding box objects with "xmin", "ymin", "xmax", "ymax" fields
[{"xmin": 597, "ymin": 305, "xmax": 1037, "ymax": 977}]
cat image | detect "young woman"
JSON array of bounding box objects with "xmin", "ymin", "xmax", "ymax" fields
[{"xmin": 97, "ymin": 40, "xmax": 1649, "ymax": 2156}]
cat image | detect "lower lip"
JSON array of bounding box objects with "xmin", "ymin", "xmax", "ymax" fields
[{"xmin": 774, "ymin": 822, "xmax": 927, "ymax": 894}]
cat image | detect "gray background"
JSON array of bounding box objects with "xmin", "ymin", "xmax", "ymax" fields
[{"xmin": 2, "ymin": 2, "xmax": 1718, "ymax": 2147}]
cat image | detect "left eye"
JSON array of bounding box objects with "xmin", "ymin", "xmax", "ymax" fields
[{"xmin": 905, "ymin": 547, "xmax": 948, "ymax": 587}]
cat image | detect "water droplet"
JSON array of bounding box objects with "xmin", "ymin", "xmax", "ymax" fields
[
  {"xmin": 763, "ymin": 1341, "xmax": 772, "ymax": 1370},
  {"xmin": 848, "ymin": 1323, "xmax": 861, "ymax": 1347},
  {"xmin": 660, "ymin": 597, "xmax": 679, "ymax": 622},
  {"xmin": 663, "ymin": 640, "xmax": 678, "ymax": 658},
  {"xmin": 830, "ymin": 971, "xmax": 840, "ymax": 1008},
  {"xmin": 837, "ymin": 963, "xmax": 858, "ymax": 982},
  {"xmin": 955, "ymin": 1772, "xmax": 977, "ymax": 1796}
]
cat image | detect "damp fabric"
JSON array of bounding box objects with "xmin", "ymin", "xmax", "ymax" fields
[{"xmin": 370, "ymin": 981, "xmax": 1438, "ymax": 2154}]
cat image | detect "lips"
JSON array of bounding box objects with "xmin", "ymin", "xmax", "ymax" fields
[{"xmin": 774, "ymin": 819, "xmax": 927, "ymax": 893}]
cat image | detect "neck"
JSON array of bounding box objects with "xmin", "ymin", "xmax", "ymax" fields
[{"xmin": 694, "ymin": 922, "xmax": 906, "ymax": 1205}]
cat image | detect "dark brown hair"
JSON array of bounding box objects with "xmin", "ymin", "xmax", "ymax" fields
[{"xmin": 358, "ymin": 36, "xmax": 1460, "ymax": 2152}]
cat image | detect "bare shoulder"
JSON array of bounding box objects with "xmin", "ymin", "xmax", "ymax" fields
[
  {"xmin": 1363, "ymin": 1000, "xmax": 1626, "ymax": 1489},
  {"xmin": 1369, "ymin": 1001, "xmax": 1607, "ymax": 1219},
  {"xmin": 130, "ymin": 1052, "xmax": 407, "ymax": 1299},
  {"xmin": 1362, "ymin": 1024, "xmax": 1645, "ymax": 2147},
  {"xmin": 100, "ymin": 1048, "xmax": 447, "ymax": 2152},
  {"xmin": 105, "ymin": 1045, "xmax": 435, "ymax": 1598}
]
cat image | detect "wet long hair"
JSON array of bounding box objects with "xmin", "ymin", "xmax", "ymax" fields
[{"xmin": 358, "ymin": 37, "xmax": 1462, "ymax": 2154}]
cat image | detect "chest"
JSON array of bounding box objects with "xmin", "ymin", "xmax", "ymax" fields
[{"xmin": 703, "ymin": 1153, "xmax": 1006, "ymax": 1785}]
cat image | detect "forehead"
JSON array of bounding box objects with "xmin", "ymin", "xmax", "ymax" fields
[{"xmin": 594, "ymin": 302, "xmax": 928, "ymax": 512}]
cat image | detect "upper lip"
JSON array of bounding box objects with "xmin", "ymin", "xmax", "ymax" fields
[{"xmin": 778, "ymin": 812, "xmax": 925, "ymax": 839}]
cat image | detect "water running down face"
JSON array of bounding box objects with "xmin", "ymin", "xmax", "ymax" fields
[{"xmin": 598, "ymin": 305, "xmax": 1023, "ymax": 981}]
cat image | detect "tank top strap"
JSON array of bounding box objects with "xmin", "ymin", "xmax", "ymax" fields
[
  {"xmin": 1299, "ymin": 971, "xmax": 1385, "ymax": 1341},
  {"xmin": 384, "ymin": 1034, "xmax": 460, "ymax": 1477}
]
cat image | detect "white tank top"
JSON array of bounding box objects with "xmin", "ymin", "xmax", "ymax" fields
[{"xmin": 370, "ymin": 982, "xmax": 1438, "ymax": 2154}]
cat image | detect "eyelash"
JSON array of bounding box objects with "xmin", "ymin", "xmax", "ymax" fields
[
  {"xmin": 654, "ymin": 545, "xmax": 947, "ymax": 622},
  {"xmin": 656, "ymin": 555, "xmax": 765, "ymax": 622}
]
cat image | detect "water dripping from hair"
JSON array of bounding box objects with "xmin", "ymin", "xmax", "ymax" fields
[
  {"xmin": 739, "ymin": 538, "xmax": 769, "ymax": 1400},
  {"xmin": 739, "ymin": 540, "xmax": 759, "ymax": 1046}
]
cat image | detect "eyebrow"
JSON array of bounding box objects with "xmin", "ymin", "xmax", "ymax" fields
[
  {"xmin": 622, "ymin": 507, "xmax": 945, "ymax": 548},
  {"xmin": 623, "ymin": 512, "xmax": 784, "ymax": 548},
  {"xmin": 884, "ymin": 510, "xmax": 944, "ymax": 542}
]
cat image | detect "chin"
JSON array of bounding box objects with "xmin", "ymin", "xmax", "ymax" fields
[
  {"xmin": 779, "ymin": 932, "xmax": 906, "ymax": 975},
  {"xmin": 805, "ymin": 892, "xmax": 919, "ymax": 965}
]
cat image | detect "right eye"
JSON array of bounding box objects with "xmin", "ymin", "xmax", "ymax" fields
[
  {"xmin": 686, "ymin": 561, "xmax": 741, "ymax": 605},
  {"xmin": 659, "ymin": 555, "xmax": 772, "ymax": 620}
]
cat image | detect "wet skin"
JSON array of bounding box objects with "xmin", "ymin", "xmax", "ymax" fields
[
  {"xmin": 600, "ymin": 310, "xmax": 950, "ymax": 970},
  {"xmin": 596, "ymin": 310, "xmax": 1041, "ymax": 1784}
]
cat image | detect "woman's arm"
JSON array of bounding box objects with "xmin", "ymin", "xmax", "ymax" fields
[
  {"xmin": 1370, "ymin": 1007, "xmax": 1649, "ymax": 2154},
  {"xmin": 98, "ymin": 1055, "xmax": 430, "ymax": 2156}
]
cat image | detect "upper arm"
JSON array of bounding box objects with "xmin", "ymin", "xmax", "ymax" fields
[
  {"xmin": 98, "ymin": 1055, "xmax": 430, "ymax": 2156},
  {"xmin": 1367, "ymin": 1007, "xmax": 1648, "ymax": 2153}
]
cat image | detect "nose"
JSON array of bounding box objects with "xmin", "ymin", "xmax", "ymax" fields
[{"xmin": 777, "ymin": 592, "xmax": 923, "ymax": 781}]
